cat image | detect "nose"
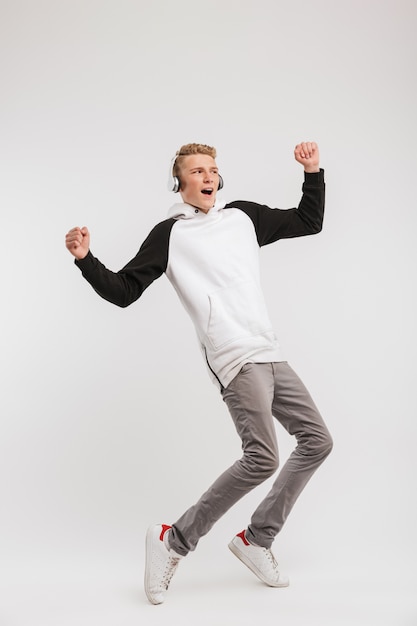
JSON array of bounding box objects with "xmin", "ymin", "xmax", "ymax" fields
[{"xmin": 203, "ymin": 170, "xmax": 213, "ymax": 182}]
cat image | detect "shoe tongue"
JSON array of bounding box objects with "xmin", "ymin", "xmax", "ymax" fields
[{"xmin": 163, "ymin": 529, "xmax": 171, "ymax": 550}]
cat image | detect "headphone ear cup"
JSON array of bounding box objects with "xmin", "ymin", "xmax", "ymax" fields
[
  {"xmin": 172, "ymin": 176, "xmax": 180, "ymax": 193},
  {"xmin": 218, "ymin": 174, "xmax": 224, "ymax": 191},
  {"xmin": 168, "ymin": 156, "xmax": 181, "ymax": 192}
]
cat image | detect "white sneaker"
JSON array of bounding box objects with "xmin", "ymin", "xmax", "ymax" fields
[
  {"xmin": 144, "ymin": 524, "xmax": 183, "ymax": 605},
  {"xmin": 228, "ymin": 530, "xmax": 289, "ymax": 588}
]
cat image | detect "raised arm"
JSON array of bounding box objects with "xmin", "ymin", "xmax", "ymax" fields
[
  {"xmin": 65, "ymin": 219, "xmax": 176, "ymax": 307},
  {"xmin": 228, "ymin": 141, "xmax": 325, "ymax": 246}
]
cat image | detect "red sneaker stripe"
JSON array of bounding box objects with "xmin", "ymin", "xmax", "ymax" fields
[
  {"xmin": 160, "ymin": 524, "xmax": 172, "ymax": 541},
  {"xmin": 237, "ymin": 530, "xmax": 250, "ymax": 546}
]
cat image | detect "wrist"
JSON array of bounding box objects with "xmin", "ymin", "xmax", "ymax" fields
[
  {"xmin": 75, "ymin": 246, "xmax": 90, "ymax": 260},
  {"xmin": 74, "ymin": 249, "xmax": 90, "ymax": 262}
]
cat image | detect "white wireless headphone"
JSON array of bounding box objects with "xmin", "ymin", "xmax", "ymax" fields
[{"xmin": 168, "ymin": 154, "xmax": 224, "ymax": 193}]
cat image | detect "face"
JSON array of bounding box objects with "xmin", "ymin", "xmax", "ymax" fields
[{"xmin": 178, "ymin": 154, "xmax": 220, "ymax": 213}]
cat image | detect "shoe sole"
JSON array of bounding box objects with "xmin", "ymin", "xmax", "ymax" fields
[
  {"xmin": 228, "ymin": 540, "xmax": 289, "ymax": 588},
  {"xmin": 144, "ymin": 526, "xmax": 163, "ymax": 605}
]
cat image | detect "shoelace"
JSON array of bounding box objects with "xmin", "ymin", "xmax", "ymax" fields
[
  {"xmin": 263, "ymin": 548, "xmax": 279, "ymax": 570},
  {"xmin": 161, "ymin": 555, "xmax": 181, "ymax": 589}
]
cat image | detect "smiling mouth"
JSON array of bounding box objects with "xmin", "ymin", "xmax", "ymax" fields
[{"xmin": 201, "ymin": 189, "xmax": 213, "ymax": 195}]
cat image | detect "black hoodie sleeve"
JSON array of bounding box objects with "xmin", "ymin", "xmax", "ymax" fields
[
  {"xmin": 226, "ymin": 169, "xmax": 325, "ymax": 246},
  {"xmin": 74, "ymin": 218, "xmax": 176, "ymax": 307}
]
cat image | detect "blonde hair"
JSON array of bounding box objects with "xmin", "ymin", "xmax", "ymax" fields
[{"xmin": 173, "ymin": 143, "xmax": 217, "ymax": 177}]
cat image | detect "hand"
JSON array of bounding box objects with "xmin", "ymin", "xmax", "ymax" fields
[
  {"xmin": 65, "ymin": 226, "xmax": 90, "ymax": 260},
  {"xmin": 294, "ymin": 142, "xmax": 320, "ymax": 173}
]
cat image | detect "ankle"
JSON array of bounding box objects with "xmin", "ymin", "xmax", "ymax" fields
[
  {"xmin": 163, "ymin": 529, "xmax": 184, "ymax": 558},
  {"xmin": 244, "ymin": 530, "xmax": 262, "ymax": 548}
]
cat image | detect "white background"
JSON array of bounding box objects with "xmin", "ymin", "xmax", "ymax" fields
[{"xmin": 1, "ymin": 1, "xmax": 416, "ymax": 624}]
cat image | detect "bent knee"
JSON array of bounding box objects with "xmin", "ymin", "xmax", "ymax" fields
[
  {"xmin": 300, "ymin": 431, "xmax": 333, "ymax": 459},
  {"xmin": 245, "ymin": 450, "xmax": 279, "ymax": 478},
  {"xmin": 261, "ymin": 455, "xmax": 280, "ymax": 476},
  {"xmin": 315, "ymin": 432, "xmax": 333, "ymax": 459}
]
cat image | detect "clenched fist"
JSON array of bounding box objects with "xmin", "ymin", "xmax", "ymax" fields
[
  {"xmin": 65, "ymin": 226, "xmax": 90, "ymax": 260},
  {"xmin": 294, "ymin": 142, "xmax": 320, "ymax": 173}
]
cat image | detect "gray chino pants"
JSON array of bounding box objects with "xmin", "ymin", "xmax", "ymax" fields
[{"xmin": 169, "ymin": 362, "xmax": 333, "ymax": 555}]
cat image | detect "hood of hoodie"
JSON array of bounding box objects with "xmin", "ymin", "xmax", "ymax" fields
[{"xmin": 167, "ymin": 199, "xmax": 227, "ymax": 220}]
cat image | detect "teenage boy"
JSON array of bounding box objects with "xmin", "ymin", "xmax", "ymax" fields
[{"xmin": 65, "ymin": 141, "xmax": 333, "ymax": 605}]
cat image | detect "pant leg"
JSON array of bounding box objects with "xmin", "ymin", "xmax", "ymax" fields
[
  {"xmin": 169, "ymin": 363, "xmax": 279, "ymax": 556},
  {"xmin": 247, "ymin": 362, "xmax": 333, "ymax": 548}
]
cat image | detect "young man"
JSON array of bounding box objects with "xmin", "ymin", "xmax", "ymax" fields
[{"xmin": 65, "ymin": 141, "xmax": 333, "ymax": 605}]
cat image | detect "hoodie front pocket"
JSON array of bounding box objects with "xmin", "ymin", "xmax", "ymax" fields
[{"xmin": 206, "ymin": 280, "xmax": 272, "ymax": 351}]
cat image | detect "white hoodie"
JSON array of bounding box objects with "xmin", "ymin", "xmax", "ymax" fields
[{"xmin": 165, "ymin": 200, "xmax": 282, "ymax": 387}]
